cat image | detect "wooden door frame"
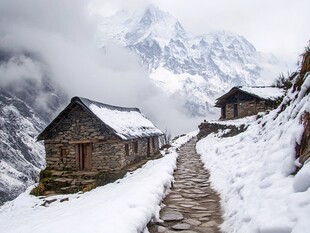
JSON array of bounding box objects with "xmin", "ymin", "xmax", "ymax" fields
[{"xmin": 75, "ymin": 143, "xmax": 92, "ymax": 171}]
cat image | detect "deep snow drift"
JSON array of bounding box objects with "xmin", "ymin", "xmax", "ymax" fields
[
  {"xmin": 197, "ymin": 71, "xmax": 310, "ymax": 233},
  {"xmin": 0, "ymin": 131, "xmax": 197, "ymax": 233}
]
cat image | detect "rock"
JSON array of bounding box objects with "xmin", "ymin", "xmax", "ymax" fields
[
  {"xmin": 161, "ymin": 210, "xmax": 184, "ymax": 221},
  {"xmin": 183, "ymin": 218, "xmax": 202, "ymax": 226},
  {"xmin": 156, "ymin": 226, "xmax": 167, "ymax": 233},
  {"xmin": 190, "ymin": 213, "xmax": 212, "ymax": 218},
  {"xmin": 195, "ymin": 226, "xmax": 214, "ymax": 233},
  {"xmin": 60, "ymin": 197, "xmax": 69, "ymax": 202},
  {"xmin": 191, "ymin": 206, "xmax": 207, "ymax": 211},
  {"xmin": 172, "ymin": 223, "xmax": 191, "ymax": 230},
  {"xmin": 201, "ymin": 220, "xmax": 218, "ymax": 228},
  {"xmin": 180, "ymin": 204, "xmax": 195, "ymax": 208},
  {"xmin": 40, "ymin": 198, "xmax": 57, "ymax": 207},
  {"xmin": 167, "ymin": 231, "xmax": 198, "ymax": 233}
]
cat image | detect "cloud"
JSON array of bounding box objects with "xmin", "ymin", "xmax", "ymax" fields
[{"xmin": 0, "ymin": 0, "xmax": 198, "ymax": 136}]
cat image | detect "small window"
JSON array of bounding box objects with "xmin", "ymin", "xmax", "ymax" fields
[
  {"xmin": 60, "ymin": 147, "xmax": 68, "ymax": 163},
  {"xmin": 60, "ymin": 147, "xmax": 68, "ymax": 157},
  {"xmin": 125, "ymin": 144, "xmax": 129, "ymax": 156},
  {"xmin": 134, "ymin": 141, "xmax": 138, "ymax": 153}
]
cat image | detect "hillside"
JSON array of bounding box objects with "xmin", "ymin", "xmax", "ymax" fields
[{"xmin": 196, "ymin": 48, "xmax": 310, "ymax": 233}]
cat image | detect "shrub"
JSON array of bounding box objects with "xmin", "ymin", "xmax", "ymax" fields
[{"xmin": 30, "ymin": 183, "xmax": 45, "ymax": 196}]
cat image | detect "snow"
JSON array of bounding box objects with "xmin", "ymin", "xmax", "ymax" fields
[
  {"xmin": 293, "ymin": 161, "xmax": 310, "ymax": 192},
  {"xmin": 196, "ymin": 74, "xmax": 310, "ymax": 233},
  {"xmin": 240, "ymin": 86, "xmax": 285, "ymax": 100},
  {"xmin": 88, "ymin": 103, "xmax": 163, "ymax": 140},
  {"xmin": 0, "ymin": 99, "xmax": 45, "ymax": 204},
  {"xmin": 0, "ymin": 132, "xmax": 196, "ymax": 233}
]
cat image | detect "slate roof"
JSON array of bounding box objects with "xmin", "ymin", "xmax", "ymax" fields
[
  {"xmin": 37, "ymin": 97, "xmax": 163, "ymax": 141},
  {"xmin": 215, "ymin": 86, "xmax": 284, "ymax": 107}
]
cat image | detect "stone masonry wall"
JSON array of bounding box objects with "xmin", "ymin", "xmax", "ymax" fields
[
  {"xmin": 44, "ymin": 105, "xmax": 116, "ymax": 171},
  {"xmin": 225, "ymin": 100, "xmax": 267, "ymax": 120}
]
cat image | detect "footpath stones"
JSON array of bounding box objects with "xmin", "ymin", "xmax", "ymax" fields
[
  {"xmin": 149, "ymin": 138, "xmax": 223, "ymax": 233},
  {"xmin": 171, "ymin": 223, "xmax": 191, "ymax": 230},
  {"xmin": 161, "ymin": 210, "xmax": 184, "ymax": 221}
]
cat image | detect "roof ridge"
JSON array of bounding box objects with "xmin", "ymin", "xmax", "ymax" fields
[
  {"xmin": 71, "ymin": 96, "xmax": 140, "ymax": 112},
  {"xmin": 238, "ymin": 86, "xmax": 280, "ymax": 88}
]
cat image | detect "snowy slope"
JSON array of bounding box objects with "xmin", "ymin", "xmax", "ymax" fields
[
  {"xmin": 0, "ymin": 132, "xmax": 197, "ymax": 233},
  {"xmin": 196, "ymin": 71, "xmax": 310, "ymax": 233},
  {"xmin": 98, "ymin": 5, "xmax": 284, "ymax": 117},
  {"xmin": 0, "ymin": 88, "xmax": 45, "ymax": 205}
]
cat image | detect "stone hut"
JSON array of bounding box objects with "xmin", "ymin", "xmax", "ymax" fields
[
  {"xmin": 215, "ymin": 86, "xmax": 284, "ymax": 120},
  {"xmin": 37, "ymin": 97, "xmax": 163, "ymax": 173}
]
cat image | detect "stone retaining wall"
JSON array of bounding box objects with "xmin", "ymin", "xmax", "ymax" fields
[{"xmin": 197, "ymin": 122, "xmax": 246, "ymax": 140}]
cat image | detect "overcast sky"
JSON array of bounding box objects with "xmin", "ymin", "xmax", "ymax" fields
[
  {"xmin": 92, "ymin": 0, "xmax": 310, "ymax": 68},
  {"xmin": 0, "ymin": 0, "xmax": 308, "ymax": 135}
]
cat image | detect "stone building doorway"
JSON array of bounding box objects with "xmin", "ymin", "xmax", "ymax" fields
[
  {"xmin": 233, "ymin": 104, "xmax": 238, "ymax": 118},
  {"xmin": 75, "ymin": 143, "xmax": 92, "ymax": 171},
  {"xmin": 221, "ymin": 106, "xmax": 226, "ymax": 119},
  {"xmin": 147, "ymin": 138, "xmax": 151, "ymax": 156}
]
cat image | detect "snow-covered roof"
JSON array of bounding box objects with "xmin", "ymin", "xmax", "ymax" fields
[
  {"xmin": 215, "ymin": 86, "xmax": 284, "ymax": 107},
  {"xmin": 239, "ymin": 87, "xmax": 285, "ymax": 100},
  {"xmin": 78, "ymin": 97, "xmax": 163, "ymax": 140},
  {"xmin": 38, "ymin": 97, "xmax": 163, "ymax": 141}
]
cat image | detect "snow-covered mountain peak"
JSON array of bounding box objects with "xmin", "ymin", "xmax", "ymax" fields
[
  {"xmin": 139, "ymin": 5, "xmax": 173, "ymax": 25},
  {"xmin": 99, "ymin": 5, "xmax": 186, "ymax": 47},
  {"xmin": 98, "ymin": 5, "xmax": 284, "ymax": 118}
]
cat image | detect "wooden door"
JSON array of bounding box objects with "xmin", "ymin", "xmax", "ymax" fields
[
  {"xmin": 75, "ymin": 143, "xmax": 92, "ymax": 170},
  {"xmin": 147, "ymin": 138, "xmax": 151, "ymax": 156},
  {"xmin": 233, "ymin": 104, "xmax": 238, "ymax": 118},
  {"xmin": 222, "ymin": 106, "xmax": 226, "ymax": 119}
]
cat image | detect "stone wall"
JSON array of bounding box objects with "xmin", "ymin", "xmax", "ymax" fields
[
  {"xmin": 44, "ymin": 105, "xmax": 160, "ymax": 172},
  {"xmin": 197, "ymin": 122, "xmax": 246, "ymax": 140},
  {"xmin": 225, "ymin": 100, "xmax": 267, "ymax": 120}
]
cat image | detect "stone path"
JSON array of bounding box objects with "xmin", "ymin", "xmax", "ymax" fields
[{"xmin": 149, "ymin": 138, "xmax": 223, "ymax": 233}]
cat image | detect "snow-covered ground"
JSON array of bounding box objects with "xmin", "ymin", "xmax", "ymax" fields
[
  {"xmin": 197, "ymin": 73, "xmax": 310, "ymax": 233},
  {"xmin": 0, "ymin": 132, "xmax": 197, "ymax": 233}
]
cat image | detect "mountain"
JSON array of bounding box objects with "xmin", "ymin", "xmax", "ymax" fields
[
  {"xmin": 98, "ymin": 5, "xmax": 283, "ymax": 117},
  {"xmin": 0, "ymin": 51, "xmax": 67, "ymax": 205}
]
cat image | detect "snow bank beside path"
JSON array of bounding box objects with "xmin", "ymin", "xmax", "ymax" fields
[
  {"xmin": 197, "ymin": 75, "xmax": 310, "ymax": 233},
  {"xmin": 0, "ymin": 132, "xmax": 196, "ymax": 233}
]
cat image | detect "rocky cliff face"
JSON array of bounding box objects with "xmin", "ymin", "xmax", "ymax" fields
[
  {"xmin": 0, "ymin": 51, "xmax": 67, "ymax": 205},
  {"xmin": 98, "ymin": 5, "xmax": 283, "ymax": 117}
]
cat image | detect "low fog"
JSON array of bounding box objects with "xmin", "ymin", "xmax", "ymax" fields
[{"xmin": 0, "ymin": 0, "xmax": 204, "ymax": 136}]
